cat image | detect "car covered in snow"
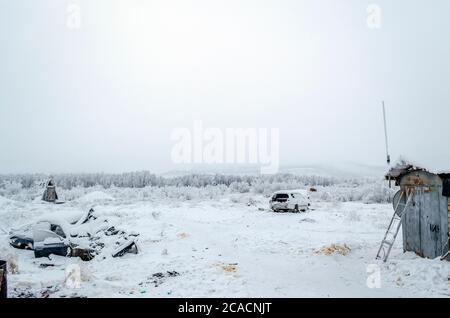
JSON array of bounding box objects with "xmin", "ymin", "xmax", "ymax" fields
[
  {"xmin": 270, "ymin": 190, "xmax": 310, "ymax": 212},
  {"xmin": 8, "ymin": 208, "xmax": 138, "ymax": 261},
  {"xmin": 32, "ymin": 221, "xmax": 73, "ymax": 259},
  {"xmin": 9, "ymin": 217, "xmax": 95, "ymax": 260}
]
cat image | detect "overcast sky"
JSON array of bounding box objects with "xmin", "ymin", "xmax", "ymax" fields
[{"xmin": 1, "ymin": 0, "xmax": 449, "ymax": 174}]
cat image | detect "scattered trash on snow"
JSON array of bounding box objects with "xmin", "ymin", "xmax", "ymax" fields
[
  {"xmin": 217, "ymin": 262, "xmax": 238, "ymax": 273},
  {"xmin": 139, "ymin": 271, "xmax": 180, "ymax": 288},
  {"xmin": 177, "ymin": 232, "xmax": 190, "ymax": 239},
  {"xmin": 12, "ymin": 287, "xmax": 34, "ymax": 298},
  {"xmin": 317, "ymin": 244, "xmax": 351, "ymax": 256}
]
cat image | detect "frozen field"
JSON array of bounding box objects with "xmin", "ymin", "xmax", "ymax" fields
[{"xmin": 0, "ymin": 190, "xmax": 449, "ymax": 298}]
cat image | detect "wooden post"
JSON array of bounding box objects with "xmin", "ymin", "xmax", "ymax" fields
[{"xmin": 0, "ymin": 260, "xmax": 6, "ymax": 299}]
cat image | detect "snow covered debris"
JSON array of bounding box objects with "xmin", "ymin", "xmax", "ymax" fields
[{"xmin": 7, "ymin": 206, "xmax": 140, "ymax": 263}]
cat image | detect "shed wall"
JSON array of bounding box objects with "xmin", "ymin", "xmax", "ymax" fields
[{"xmin": 400, "ymin": 171, "xmax": 449, "ymax": 259}]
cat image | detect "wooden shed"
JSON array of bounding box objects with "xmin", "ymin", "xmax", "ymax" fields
[
  {"xmin": 386, "ymin": 166, "xmax": 450, "ymax": 260},
  {"xmin": 42, "ymin": 179, "xmax": 58, "ymax": 203}
]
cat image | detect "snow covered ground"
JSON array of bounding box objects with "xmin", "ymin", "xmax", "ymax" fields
[{"xmin": 0, "ymin": 189, "xmax": 449, "ymax": 298}]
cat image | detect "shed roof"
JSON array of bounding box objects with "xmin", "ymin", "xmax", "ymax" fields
[
  {"xmin": 385, "ymin": 162, "xmax": 425, "ymax": 181},
  {"xmin": 386, "ymin": 159, "xmax": 450, "ymax": 183}
]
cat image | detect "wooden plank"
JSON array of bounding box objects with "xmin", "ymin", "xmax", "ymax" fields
[
  {"xmin": 439, "ymin": 193, "xmax": 448, "ymax": 257},
  {"xmin": 421, "ymin": 191, "xmax": 436, "ymax": 258},
  {"xmin": 403, "ymin": 191, "xmax": 422, "ymax": 255}
]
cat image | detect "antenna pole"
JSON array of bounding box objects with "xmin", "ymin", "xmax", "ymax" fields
[{"xmin": 382, "ymin": 101, "xmax": 391, "ymax": 166}]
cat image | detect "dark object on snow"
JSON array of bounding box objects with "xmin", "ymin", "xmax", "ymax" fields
[
  {"xmin": 150, "ymin": 271, "xmax": 180, "ymax": 287},
  {"xmin": 139, "ymin": 271, "xmax": 180, "ymax": 288},
  {"xmin": 309, "ymin": 187, "xmax": 317, "ymax": 192},
  {"xmin": 35, "ymin": 243, "xmax": 94, "ymax": 261},
  {"xmin": 0, "ymin": 260, "xmax": 7, "ymax": 299},
  {"xmin": 112, "ymin": 239, "xmax": 138, "ymax": 258},
  {"xmin": 105, "ymin": 226, "xmax": 123, "ymax": 236},
  {"xmin": 9, "ymin": 234, "xmax": 34, "ymax": 250},
  {"xmin": 34, "ymin": 243, "xmax": 71, "ymax": 259},
  {"xmin": 42, "ymin": 179, "xmax": 58, "ymax": 203},
  {"xmin": 166, "ymin": 271, "xmax": 180, "ymax": 277},
  {"xmin": 442, "ymin": 179, "xmax": 450, "ymax": 197},
  {"xmin": 71, "ymin": 246, "xmax": 95, "ymax": 261}
]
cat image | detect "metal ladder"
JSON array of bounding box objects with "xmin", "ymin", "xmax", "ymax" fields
[
  {"xmin": 376, "ymin": 188, "xmax": 414, "ymax": 262},
  {"xmin": 441, "ymin": 239, "xmax": 450, "ymax": 261}
]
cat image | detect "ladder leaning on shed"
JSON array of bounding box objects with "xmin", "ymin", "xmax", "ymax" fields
[{"xmin": 376, "ymin": 188, "xmax": 415, "ymax": 262}]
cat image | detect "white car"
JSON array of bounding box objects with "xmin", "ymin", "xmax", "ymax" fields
[{"xmin": 270, "ymin": 190, "xmax": 310, "ymax": 212}]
